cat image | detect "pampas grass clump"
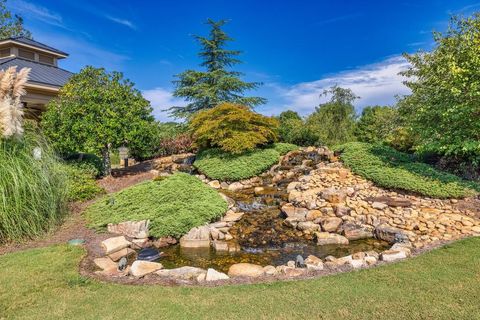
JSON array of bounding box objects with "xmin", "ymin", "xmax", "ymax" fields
[
  {"xmin": 0, "ymin": 66, "xmax": 30, "ymax": 139},
  {"xmin": 0, "ymin": 67, "xmax": 68, "ymax": 243},
  {"xmin": 0, "ymin": 129, "xmax": 68, "ymax": 242}
]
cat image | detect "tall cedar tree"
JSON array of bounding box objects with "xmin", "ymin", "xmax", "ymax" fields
[
  {"xmin": 42, "ymin": 66, "xmax": 155, "ymax": 175},
  {"xmin": 0, "ymin": 0, "xmax": 32, "ymax": 39},
  {"xmin": 170, "ymin": 19, "xmax": 266, "ymax": 118}
]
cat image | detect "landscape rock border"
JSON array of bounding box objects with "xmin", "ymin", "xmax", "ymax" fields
[{"xmin": 80, "ymin": 237, "xmax": 468, "ymax": 287}]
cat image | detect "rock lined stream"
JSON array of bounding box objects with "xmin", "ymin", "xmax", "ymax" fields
[{"xmin": 158, "ymin": 149, "xmax": 389, "ymax": 273}]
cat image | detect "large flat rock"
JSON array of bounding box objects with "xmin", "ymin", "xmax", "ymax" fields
[
  {"xmin": 228, "ymin": 263, "xmax": 265, "ymax": 278},
  {"xmin": 315, "ymin": 232, "xmax": 349, "ymax": 245}
]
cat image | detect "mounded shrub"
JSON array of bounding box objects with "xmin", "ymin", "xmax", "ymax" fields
[
  {"xmin": 85, "ymin": 173, "xmax": 227, "ymax": 237},
  {"xmin": 189, "ymin": 103, "xmax": 279, "ymax": 154},
  {"xmin": 194, "ymin": 143, "xmax": 298, "ymax": 181},
  {"xmin": 336, "ymin": 142, "xmax": 479, "ymax": 199}
]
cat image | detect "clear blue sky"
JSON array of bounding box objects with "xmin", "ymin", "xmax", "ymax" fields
[{"xmin": 10, "ymin": 0, "xmax": 480, "ymax": 120}]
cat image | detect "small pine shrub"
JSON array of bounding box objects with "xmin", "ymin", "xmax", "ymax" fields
[
  {"xmin": 194, "ymin": 143, "xmax": 298, "ymax": 181},
  {"xmin": 85, "ymin": 173, "xmax": 227, "ymax": 237},
  {"xmin": 336, "ymin": 142, "xmax": 480, "ymax": 198}
]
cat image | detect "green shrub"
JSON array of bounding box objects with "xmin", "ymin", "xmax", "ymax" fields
[
  {"xmin": 277, "ymin": 110, "xmax": 318, "ymax": 146},
  {"xmin": 194, "ymin": 143, "xmax": 298, "ymax": 181},
  {"xmin": 355, "ymin": 105, "xmax": 400, "ymax": 143},
  {"xmin": 65, "ymin": 153, "xmax": 104, "ymax": 177},
  {"xmin": 85, "ymin": 173, "xmax": 227, "ymax": 237},
  {"xmin": 271, "ymin": 142, "xmax": 299, "ymax": 155},
  {"xmin": 189, "ymin": 103, "xmax": 279, "ymax": 154},
  {"xmin": 336, "ymin": 142, "xmax": 480, "ymax": 198},
  {"xmin": 305, "ymin": 86, "xmax": 357, "ymax": 146},
  {"xmin": 0, "ymin": 132, "xmax": 68, "ymax": 243},
  {"xmin": 62, "ymin": 164, "xmax": 105, "ymax": 202}
]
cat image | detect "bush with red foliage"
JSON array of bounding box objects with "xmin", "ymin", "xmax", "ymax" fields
[{"xmin": 159, "ymin": 133, "xmax": 195, "ymax": 155}]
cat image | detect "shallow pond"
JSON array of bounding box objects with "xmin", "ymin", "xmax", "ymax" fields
[{"xmin": 159, "ymin": 238, "xmax": 389, "ymax": 273}]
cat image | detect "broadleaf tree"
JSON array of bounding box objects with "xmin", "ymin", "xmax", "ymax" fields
[
  {"xmin": 400, "ymin": 13, "xmax": 480, "ymax": 164},
  {"xmin": 306, "ymin": 86, "xmax": 358, "ymax": 146},
  {"xmin": 170, "ymin": 19, "xmax": 266, "ymax": 118},
  {"xmin": 0, "ymin": 0, "xmax": 32, "ymax": 39},
  {"xmin": 42, "ymin": 66, "xmax": 156, "ymax": 175},
  {"xmin": 355, "ymin": 105, "xmax": 400, "ymax": 143}
]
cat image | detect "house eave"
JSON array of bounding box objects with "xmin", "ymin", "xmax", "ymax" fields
[
  {"xmin": 0, "ymin": 39, "xmax": 68, "ymax": 58},
  {"xmin": 25, "ymin": 81, "xmax": 61, "ymax": 93}
]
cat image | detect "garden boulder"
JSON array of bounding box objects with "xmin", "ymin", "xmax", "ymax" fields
[
  {"xmin": 315, "ymin": 232, "xmax": 349, "ymax": 245},
  {"xmin": 130, "ymin": 260, "xmax": 163, "ymax": 277},
  {"xmin": 228, "ymin": 263, "xmax": 265, "ymax": 278},
  {"xmin": 205, "ymin": 268, "xmax": 229, "ymax": 281},
  {"xmin": 101, "ymin": 236, "xmax": 131, "ymax": 255},
  {"xmin": 156, "ymin": 266, "xmax": 206, "ymax": 280},
  {"xmin": 107, "ymin": 220, "xmax": 149, "ymax": 239},
  {"xmin": 180, "ymin": 226, "xmax": 211, "ymax": 248}
]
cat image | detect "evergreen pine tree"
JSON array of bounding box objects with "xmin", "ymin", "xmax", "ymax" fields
[{"xmin": 170, "ymin": 19, "xmax": 266, "ymax": 118}]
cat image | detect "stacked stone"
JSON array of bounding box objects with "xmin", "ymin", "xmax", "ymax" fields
[
  {"xmin": 153, "ymin": 153, "xmax": 196, "ymax": 173},
  {"xmin": 284, "ymin": 162, "xmax": 480, "ymax": 248}
]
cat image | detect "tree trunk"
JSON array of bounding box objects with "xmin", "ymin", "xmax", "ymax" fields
[{"xmin": 102, "ymin": 144, "xmax": 112, "ymax": 176}]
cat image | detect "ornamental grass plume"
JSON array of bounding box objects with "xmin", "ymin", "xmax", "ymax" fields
[{"xmin": 0, "ymin": 66, "xmax": 31, "ymax": 139}]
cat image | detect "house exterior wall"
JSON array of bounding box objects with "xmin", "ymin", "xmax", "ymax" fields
[{"xmin": 21, "ymin": 85, "xmax": 59, "ymax": 120}]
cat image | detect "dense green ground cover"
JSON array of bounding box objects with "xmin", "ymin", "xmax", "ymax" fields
[
  {"xmin": 1, "ymin": 238, "xmax": 479, "ymax": 319},
  {"xmin": 336, "ymin": 142, "xmax": 480, "ymax": 198},
  {"xmin": 62, "ymin": 164, "xmax": 105, "ymax": 202},
  {"xmin": 0, "ymin": 134, "xmax": 68, "ymax": 243},
  {"xmin": 85, "ymin": 173, "xmax": 227, "ymax": 237},
  {"xmin": 194, "ymin": 143, "xmax": 298, "ymax": 181}
]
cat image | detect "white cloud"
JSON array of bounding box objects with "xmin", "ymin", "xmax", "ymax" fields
[
  {"xmin": 142, "ymin": 87, "xmax": 186, "ymax": 122},
  {"xmin": 142, "ymin": 56, "xmax": 411, "ymax": 122},
  {"xmin": 261, "ymin": 55, "xmax": 411, "ymax": 116},
  {"xmin": 105, "ymin": 15, "xmax": 136, "ymax": 30},
  {"xmin": 11, "ymin": 0, "xmax": 64, "ymax": 28}
]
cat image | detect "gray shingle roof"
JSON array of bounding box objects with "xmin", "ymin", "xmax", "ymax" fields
[
  {"xmin": 5, "ymin": 36, "xmax": 68, "ymax": 56},
  {"xmin": 0, "ymin": 57, "xmax": 72, "ymax": 87}
]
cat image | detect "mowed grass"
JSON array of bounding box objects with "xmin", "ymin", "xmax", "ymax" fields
[
  {"xmin": 85, "ymin": 172, "xmax": 227, "ymax": 238},
  {"xmin": 194, "ymin": 143, "xmax": 298, "ymax": 181},
  {"xmin": 1, "ymin": 237, "xmax": 480, "ymax": 319},
  {"xmin": 336, "ymin": 142, "xmax": 480, "ymax": 198}
]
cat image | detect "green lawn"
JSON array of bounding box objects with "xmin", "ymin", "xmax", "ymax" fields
[
  {"xmin": 193, "ymin": 143, "xmax": 298, "ymax": 181},
  {"xmin": 1, "ymin": 237, "xmax": 480, "ymax": 319},
  {"xmin": 85, "ymin": 172, "xmax": 227, "ymax": 238},
  {"xmin": 336, "ymin": 142, "xmax": 480, "ymax": 198}
]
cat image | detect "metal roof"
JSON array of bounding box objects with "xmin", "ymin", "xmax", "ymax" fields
[
  {"xmin": 0, "ymin": 57, "xmax": 72, "ymax": 87},
  {"xmin": 0, "ymin": 37, "xmax": 68, "ymax": 56}
]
